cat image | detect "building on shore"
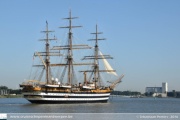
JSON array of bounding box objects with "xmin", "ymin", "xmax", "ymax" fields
[
  {"xmin": 162, "ymin": 82, "xmax": 168, "ymax": 93},
  {"xmin": 145, "ymin": 82, "xmax": 168, "ymax": 97},
  {"xmin": 0, "ymin": 89, "xmax": 9, "ymax": 95}
]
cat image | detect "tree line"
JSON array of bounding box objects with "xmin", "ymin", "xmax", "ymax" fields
[
  {"xmin": 111, "ymin": 91, "xmax": 141, "ymax": 95},
  {"xmin": 167, "ymin": 92, "xmax": 180, "ymax": 98},
  {"xmin": 0, "ymin": 86, "xmax": 22, "ymax": 95}
]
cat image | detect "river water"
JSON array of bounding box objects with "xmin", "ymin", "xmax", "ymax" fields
[
  {"xmin": 0, "ymin": 97, "xmax": 180, "ymax": 120},
  {"xmin": 0, "ymin": 97, "xmax": 180, "ymax": 113}
]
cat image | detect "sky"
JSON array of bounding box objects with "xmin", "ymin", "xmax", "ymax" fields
[{"xmin": 0, "ymin": 0, "xmax": 180, "ymax": 93}]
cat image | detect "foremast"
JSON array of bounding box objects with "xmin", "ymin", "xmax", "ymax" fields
[
  {"xmin": 94, "ymin": 23, "xmax": 104, "ymax": 88},
  {"xmin": 81, "ymin": 23, "xmax": 116, "ymax": 89}
]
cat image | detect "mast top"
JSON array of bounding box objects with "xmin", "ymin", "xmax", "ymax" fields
[
  {"xmin": 89, "ymin": 23, "xmax": 106, "ymax": 41},
  {"xmin": 61, "ymin": 8, "xmax": 80, "ymax": 20}
]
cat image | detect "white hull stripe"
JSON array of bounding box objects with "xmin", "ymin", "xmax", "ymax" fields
[
  {"xmin": 23, "ymin": 93, "xmax": 110, "ymax": 96},
  {"xmin": 27, "ymin": 97, "xmax": 109, "ymax": 101}
]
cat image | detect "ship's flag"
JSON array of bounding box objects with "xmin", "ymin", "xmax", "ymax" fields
[
  {"xmin": 33, "ymin": 52, "xmax": 35, "ymax": 61},
  {"xmin": 55, "ymin": 36, "xmax": 58, "ymax": 43},
  {"xmin": 46, "ymin": 20, "xmax": 48, "ymax": 25}
]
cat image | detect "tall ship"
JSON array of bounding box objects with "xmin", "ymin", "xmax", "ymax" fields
[{"xmin": 20, "ymin": 9, "xmax": 124, "ymax": 103}]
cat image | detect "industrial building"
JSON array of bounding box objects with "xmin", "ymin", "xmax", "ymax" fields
[
  {"xmin": 146, "ymin": 82, "xmax": 168, "ymax": 93},
  {"xmin": 145, "ymin": 82, "xmax": 168, "ymax": 97},
  {"xmin": 162, "ymin": 82, "xmax": 168, "ymax": 93},
  {"xmin": 145, "ymin": 87, "xmax": 162, "ymax": 93},
  {"xmin": 0, "ymin": 89, "xmax": 9, "ymax": 95}
]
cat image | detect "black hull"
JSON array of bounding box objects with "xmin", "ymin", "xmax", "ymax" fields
[
  {"xmin": 28, "ymin": 100, "xmax": 108, "ymax": 104},
  {"xmin": 24, "ymin": 95, "xmax": 109, "ymax": 98}
]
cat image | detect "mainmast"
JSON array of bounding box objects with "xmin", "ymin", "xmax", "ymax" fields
[
  {"xmin": 50, "ymin": 8, "xmax": 94, "ymax": 85},
  {"xmin": 46, "ymin": 21, "xmax": 50, "ymax": 84},
  {"xmin": 68, "ymin": 8, "xmax": 73, "ymax": 85}
]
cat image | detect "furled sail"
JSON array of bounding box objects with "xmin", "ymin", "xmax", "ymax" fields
[{"xmin": 99, "ymin": 51, "xmax": 118, "ymax": 76}]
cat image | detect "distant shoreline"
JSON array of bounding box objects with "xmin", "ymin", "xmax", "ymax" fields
[
  {"xmin": 109, "ymin": 95, "xmax": 179, "ymax": 98},
  {"xmin": 0, "ymin": 95, "xmax": 23, "ymax": 98}
]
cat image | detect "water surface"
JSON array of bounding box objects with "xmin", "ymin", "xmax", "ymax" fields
[{"xmin": 0, "ymin": 97, "xmax": 180, "ymax": 113}]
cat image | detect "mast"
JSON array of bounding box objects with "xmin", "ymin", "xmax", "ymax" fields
[
  {"xmin": 68, "ymin": 8, "xmax": 72, "ymax": 85},
  {"xmin": 33, "ymin": 21, "xmax": 61, "ymax": 84},
  {"xmin": 31, "ymin": 12, "xmax": 101, "ymax": 86},
  {"xmin": 81, "ymin": 23, "xmax": 116, "ymax": 89},
  {"xmin": 46, "ymin": 21, "xmax": 50, "ymax": 84},
  {"xmin": 51, "ymin": 9, "xmax": 107, "ymax": 86},
  {"xmin": 94, "ymin": 23, "xmax": 99, "ymax": 88},
  {"xmin": 54, "ymin": 8, "xmax": 93, "ymax": 85}
]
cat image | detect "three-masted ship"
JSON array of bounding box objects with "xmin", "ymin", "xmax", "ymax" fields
[{"xmin": 20, "ymin": 9, "xmax": 124, "ymax": 103}]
